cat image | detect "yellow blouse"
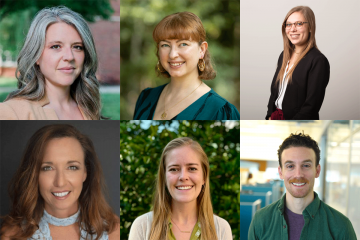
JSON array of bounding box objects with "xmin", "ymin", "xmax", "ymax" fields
[{"xmin": 168, "ymin": 221, "xmax": 201, "ymax": 240}]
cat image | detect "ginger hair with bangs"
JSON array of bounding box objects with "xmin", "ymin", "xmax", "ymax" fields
[
  {"xmin": 153, "ymin": 12, "xmax": 216, "ymax": 80},
  {"xmin": 0, "ymin": 124, "xmax": 119, "ymax": 240},
  {"xmin": 149, "ymin": 137, "xmax": 218, "ymax": 240},
  {"xmin": 276, "ymin": 6, "xmax": 318, "ymax": 85}
]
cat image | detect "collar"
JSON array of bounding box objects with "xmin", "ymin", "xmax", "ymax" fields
[
  {"xmin": 43, "ymin": 209, "xmax": 80, "ymax": 226},
  {"xmin": 278, "ymin": 191, "xmax": 320, "ymax": 219}
]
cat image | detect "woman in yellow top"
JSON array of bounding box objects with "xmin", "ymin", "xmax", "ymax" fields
[
  {"xmin": 0, "ymin": 6, "xmax": 102, "ymax": 120},
  {"xmin": 129, "ymin": 137, "xmax": 232, "ymax": 240}
]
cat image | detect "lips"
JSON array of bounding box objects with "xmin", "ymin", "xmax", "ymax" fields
[
  {"xmin": 169, "ymin": 62, "xmax": 185, "ymax": 68},
  {"xmin": 58, "ymin": 66, "xmax": 75, "ymax": 70},
  {"xmin": 52, "ymin": 191, "xmax": 70, "ymax": 197},
  {"xmin": 176, "ymin": 185, "xmax": 193, "ymax": 190}
]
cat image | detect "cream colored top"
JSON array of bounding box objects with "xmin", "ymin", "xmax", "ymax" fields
[
  {"xmin": 0, "ymin": 96, "xmax": 89, "ymax": 120},
  {"xmin": 128, "ymin": 212, "xmax": 233, "ymax": 240}
]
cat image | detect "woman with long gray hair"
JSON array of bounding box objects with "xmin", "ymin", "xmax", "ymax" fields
[{"xmin": 0, "ymin": 6, "xmax": 102, "ymax": 120}]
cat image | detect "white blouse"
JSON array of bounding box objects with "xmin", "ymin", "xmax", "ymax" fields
[{"xmin": 275, "ymin": 61, "xmax": 293, "ymax": 110}]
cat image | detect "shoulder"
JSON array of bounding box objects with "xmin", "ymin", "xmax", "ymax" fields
[
  {"xmin": 205, "ymin": 90, "xmax": 239, "ymax": 120},
  {"xmin": 108, "ymin": 215, "xmax": 120, "ymax": 240},
  {"xmin": 305, "ymin": 47, "xmax": 329, "ymax": 64},
  {"xmin": 213, "ymin": 215, "xmax": 232, "ymax": 237},
  {"xmin": 0, "ymin": 98, "xmax": 36, "ymax": 120},
  {"xmin": 320, "ymin": 201, "xmax": 353, "ymax": 227},
  {"xmin": 252, "ymin": 198, "xmax": 280, "ymax": 223},
  {"xmin": 138, "ymin": 84, "xmax": 167, "ymax": 99},
  {"xmin": 128, "ymin": 212, "xmax": 153, "ymax": 240}
]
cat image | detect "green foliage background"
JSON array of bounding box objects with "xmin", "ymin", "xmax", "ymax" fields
[
  {"xmin": 120, "ymin": 120, "xmax": 240, "ymax": 239},
  {"xmin": 120, "ymin": 0, "xmax": 240, "ymax": 119}
]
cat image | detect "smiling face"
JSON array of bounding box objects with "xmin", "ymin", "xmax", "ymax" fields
[
  {"xmin": 278, "ymin": 147, "xmax": 320, "ymax": 199},
  {"xmin": 39, "ymin": 137, "xmax": 87, "ymax": 217},
  {"xmin": 158, "ymin": 39, "xmax": 207, "ymax": 80},
  {"xmin": 37, "ymin": 22, "xmax": 85, "ymax": 89},
  {"xmin": 285, "ymin": 11, "xmax": 310, "ymax": 48},
  {"xmin": 165, "ymin": 145, "xmax": 205, "ymax": 205}
]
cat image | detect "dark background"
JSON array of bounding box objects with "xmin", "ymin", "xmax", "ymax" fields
[{"xmin": 0, "ymin": 120, "xmax": 120, "ymax": 224}]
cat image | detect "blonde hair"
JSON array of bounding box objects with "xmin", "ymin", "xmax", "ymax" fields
[
  {"xmin": 6, "ymin": 6, "xmax": 102, "ymax": 120},
  {"xmin": 149, "ymin": 137, "xmax": 217, "ymax": 240},
  {"xmin": 276, "ymin": 6, "xmax": 318, "ymax": 85},
  {"xmin": 153, "ymin": 12, "xmax": 216, "ymax": 80}
]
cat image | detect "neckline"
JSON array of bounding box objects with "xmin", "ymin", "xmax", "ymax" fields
[
  {"xmin": 151, "ymin": 84, "xmax": 213, "ymax": 120},
  {"xmin": 43, "ymin": 209, "xmax": 80, "ymax": 226}
]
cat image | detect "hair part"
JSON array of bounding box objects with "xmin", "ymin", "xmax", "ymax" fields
[
  {"xmin": 153, "ymin": 12, "xmax": 216, "ymax": 80},
  {"xmin": 149, "ymin": 137, "xmax": 217, "ymax": 240},
  {"xmin": 277, "ymin": 132, "xmax": 321, "ymax": 169},
  {"xmin": 6, "ymin": 6, "xmax": 102, "ymax": 120},
  {"xmin": 0, "ymin": 124, "xmax": 118, "ymax": 240},
  {"xmin": 276, "ymin": 6, "xmax": 318, "ymax": 85}
]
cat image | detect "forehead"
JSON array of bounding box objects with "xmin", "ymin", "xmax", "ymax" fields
[
  {"xmin": 165, "ymin": 145, "xmax": 202, "ymax": 167},
  {"xmin": 42, "ymin": 137, "xmax": 85, "ymax": 163},
  {"xmin": 281, "ymin": 146, "xmax": 316, "ymax": 165},
  {"xmin": 45, "ymin": 22, "xmax": 82, "ymax": 42},
  {"xmin": 287, "ymin": 11, "xmax": 306, "ymax": 22}
]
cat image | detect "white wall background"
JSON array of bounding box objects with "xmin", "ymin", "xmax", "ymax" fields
[{"xmin": 240, "ymin": 0, "xmax": 360, "ymax": 120}]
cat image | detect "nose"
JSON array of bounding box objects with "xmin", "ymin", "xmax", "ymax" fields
[
  {"xmin": 169, "ymin": 46, "xmax": 179, "ymax": 59},
  {"xmin": 289, "ymin": 24, "xmax": 297, "ymax": 31},
  {"xmin": 63, "ymin": 47, "xmax": 74, "ymax": 61},
  {"xmin": 294, "ymin": 166, "xmax": 304, "ymax": 178},
  {"xmin": 179, "ymin": 169, "xmax": 189, "ymax": 181},
  {"xmin": 54, "ymin": 170, "xmax": 66, "ymax": 187}
]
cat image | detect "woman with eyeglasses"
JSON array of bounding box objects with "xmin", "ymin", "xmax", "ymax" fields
[{"xmin": 266, "ymin": 6, "xmax": 330, "ymax": 120}]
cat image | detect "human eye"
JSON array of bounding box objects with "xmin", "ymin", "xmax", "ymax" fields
[
  {"xmin": 303, "ymin": 164, "xmax": 311, "ymax": 168},
  {"xmin": 160, "ymin": 43, "xmax": 170, "ymax": 48},
  {"xmin": 41, "ymin": 166, "xmax": 53, "ymax": 171},
  {"xmin": 286, "ymin": 165, "xmax": 294, "ymax": 169},
  {"xmin": 169, "ymin": 168, "xmax": 178, "ymax": 172},
  {"xmin": 180, "ymin": 43, "xmax": 188, "ymax": 47},
  {"xmin": 296, "ymin": 22, "xmax": 303, "ymax": 26},
  {"xmin": 285, "ymin": 23, "xmax": 292, "ymax": 27},
  {"xmin": 50, "ymin": 45, "xmax": 61, "ymax": 50},
  {"xmin": 68, "ymin": 166, "xmax": 79, "ymax": 171},
  {"xmin": 189, "ymin": 167, "xmax": 197, "ymax": 171},
  {"xmin": 73, "ymin": 45, "xmax": 84, "ymax": 51}
]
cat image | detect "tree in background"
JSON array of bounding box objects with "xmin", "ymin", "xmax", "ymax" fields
[
  {"xmin": 120, "ymin": 0, "xmax": 240, "ymax": 119},
  {"xmin": 120, "ymin": 120, "xmax": 240, "ymax": 239}
]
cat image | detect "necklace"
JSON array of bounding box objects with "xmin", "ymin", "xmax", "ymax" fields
[
  {"xmin": 161, "ymin": 81, "xmax": 203, "ymax": 119},
  {"xmin": 171, "ymin": 219, "xmax": 196, "ymax": 233}
]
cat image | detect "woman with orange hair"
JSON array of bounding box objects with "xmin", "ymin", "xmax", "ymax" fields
[
  {"xmin": 0, "ymin": 124, "xmax": 120, "ymax": 239},
  {"xmin": 133, "ymin": 12, "xmax": 239, "ymax": 120},
  {"xmin": 128, "ymin": 137, "xmax": 232, "ymax": 240},
  {"xmin": 266, "ymin": 6, "xmax": 330, "ymax": 120}
]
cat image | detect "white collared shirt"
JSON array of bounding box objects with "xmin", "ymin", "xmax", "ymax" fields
[{"xmin": 275, "ymin": 61, "xmax": 293, "ymax": 110}]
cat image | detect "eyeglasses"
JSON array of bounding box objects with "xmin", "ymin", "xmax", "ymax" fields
[{"xmin": 284, "ymin": 21, "xmax": 308, "ymax": 29}]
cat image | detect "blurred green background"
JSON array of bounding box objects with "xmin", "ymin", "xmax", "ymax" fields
[
  {"xmin": 120, "ymin": 120, "xmax": 240, "ymax": 239},
  {"xmin": 120, "ymin": 0, "xmax": 240, "ymax": 119}
]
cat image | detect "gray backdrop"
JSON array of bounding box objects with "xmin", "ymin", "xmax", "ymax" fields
[
  {"xmin": 240, "ymin": 0, "xmax": 360, "ymax": 119},
  {"xmin": 0, "ymin": 121, "xmax": 120, "ymax": 221}
]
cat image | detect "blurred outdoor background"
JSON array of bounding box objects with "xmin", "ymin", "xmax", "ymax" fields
[
  {"xmin": 120, "ymin": 120, "xmax": 240, "ymax": 239},
  {"xmin": 0, "ymin": 0, "xmax": 120, "ymax": 119},
  {"xmin": 120, "ymin": 0, "xmax": 240, "ymax": 119}
]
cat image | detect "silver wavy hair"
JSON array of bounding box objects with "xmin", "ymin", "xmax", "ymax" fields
[{"xmin": 7, "ymin": 6, "xmax": 101, "ymax": 120}]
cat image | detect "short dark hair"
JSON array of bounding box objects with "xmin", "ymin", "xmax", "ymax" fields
[{"xmin": 278, "ymin": 132, "xmax": 320, "ymax": 168}]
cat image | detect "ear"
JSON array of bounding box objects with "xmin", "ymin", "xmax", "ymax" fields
[
  {"xmin": 315, "ymin": 164, "xmax": 321, "ymax": 178},
  {"xmin": 278, "ymin": 165, "xmax": 284, "ymax": 180},
  {"xmin": 199, "ymin": 41, "xmax": 208, "ymax": 58}
]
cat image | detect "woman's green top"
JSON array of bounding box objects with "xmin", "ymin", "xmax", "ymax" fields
[
  {"xmin": 133, "ymin": 84, "xmax": 240, "ymax": 120},
  {"xmin": 168, "ymin": 221, "xmax": 201, "ymax": 240}
]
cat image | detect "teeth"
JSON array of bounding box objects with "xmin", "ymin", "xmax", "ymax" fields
[
  {"xmin": 292, "ymin": 183, "xmax": 305, "ymax": 186},
  {"xmin": 52, "ymin": 191, "xmax": 70, "ymax": 197},
  {"xmin": 170, "ymin": 62, "xmax": 184, "ymax": 66},
  {"xmin": 177, "ymin": 186, "xmax": 192, "ymax": 190}
]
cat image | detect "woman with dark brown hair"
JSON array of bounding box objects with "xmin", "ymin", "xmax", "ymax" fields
[
  {"xmin": 266, "ymin": 6, "xmax": 330, "ymax": 120},
  {"xmin": 133, "ymin": 12, "xmax": 239, "ymax": 120},
  {"xmin": 0, "ymin": 124, "xmax": 119, "ymax": 239}
]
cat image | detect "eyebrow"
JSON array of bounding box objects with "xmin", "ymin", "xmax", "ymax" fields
[
  {"xmin": 42, "ymin": 160, "xmax": 82, "ymax": 165},
  {"xmin": 47, "ymin": 41, "xmax": 83, "ymax": 45},
  {"xmin": 167, "ymin": 163, "xmax": 199, "ymax": 168},
  {"xmin": 284, "ymin": 160, "xmax": 313, "ymax": 165},
  {"xmin": 160, "ymin": 39, "xmax": 189, "ymax": 43}
]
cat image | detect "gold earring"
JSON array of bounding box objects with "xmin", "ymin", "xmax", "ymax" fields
[
  {"xmin": 198, "ymin": 59, "xmax": 205, "ymax": 72},
  {"xmin": 157, "ymin": 61, "xmax": 166, "ymax": 73}
]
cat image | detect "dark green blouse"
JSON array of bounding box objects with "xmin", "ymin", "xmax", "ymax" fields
[{"xmin": 133, "ymin": 84, "xmax": 240, "ymax": 120}]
